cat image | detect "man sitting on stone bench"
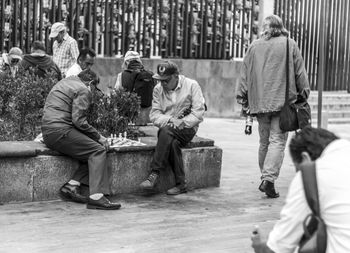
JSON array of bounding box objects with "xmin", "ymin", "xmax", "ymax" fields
[
  {"xmin": 42, "ymin": 69, "xmax": 121, "ymax": 210},
  {"xmin": 139, "ymin": 61, "xmax": 205, "ymax": 195}
]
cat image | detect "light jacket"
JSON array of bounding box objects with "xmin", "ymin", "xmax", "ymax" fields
[{"xmin": 236, "ymin": 36, "xmax": 310, "ymax": 114}]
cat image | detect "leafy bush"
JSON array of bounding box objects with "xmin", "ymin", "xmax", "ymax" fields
[
  {"xmin": 0, "ymin": 70, "xmax": 58, "ymax": 141},
  {"xmin": 87, "ymin": 87, "xmax": 140, "ymax": 138},
  {"xmin": 0, "ymin": 70, "xmax": 141, "ymax": 141}
]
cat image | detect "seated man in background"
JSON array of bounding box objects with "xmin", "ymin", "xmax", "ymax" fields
[
  {"xmin": 19, "ymin": 41, "xmax": 61, "ymax": 80},
  {"xmin": 42, "ymin": 69, "xmax": 121, "ymax": 210},
  {"xmin": 251, "ymin": 126, "xmax": 350, "ymax": 253},
  {"xmin": 65, "ymin": 48, "xmax": 96, "ymax": 77},
  {"xmin": 139, "ymin": 61, "xmax": 205, "ymax": 195},
  {"xmin": 0, "ymin": 47, "xmax": 23, "ymax": 77},
  {"xmin": 114, "ymin": 50, "xmax": 155, "ymax": 125}
]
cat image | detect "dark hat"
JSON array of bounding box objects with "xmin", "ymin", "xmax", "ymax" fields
[{"xmin": 153, "ymin": 61, "xmax": 179, "ymax": 80}]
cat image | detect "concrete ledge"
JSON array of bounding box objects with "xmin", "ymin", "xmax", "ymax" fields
[{"xmin": 0, "ymin": 133, "xmax": 222, "ymax": 203}]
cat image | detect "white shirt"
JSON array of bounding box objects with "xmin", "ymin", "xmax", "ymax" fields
[
  {"xmin": 65, "ymin": 63, "xmax": 82, "ymax": 77},
  {"xmin": 267, "ymin": 139, "xmax": 350, "ymax": 253}
]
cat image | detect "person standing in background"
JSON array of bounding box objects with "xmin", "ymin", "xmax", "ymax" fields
[
  {"xmin": 236, "ymin": 15, "xmax": 310, "ymax": 198},
  {"xmin": 49, "ymin": 22, "xmax": 79, "ymax": 78}
]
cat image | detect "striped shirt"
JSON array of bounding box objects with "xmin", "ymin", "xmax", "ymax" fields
[{"xmin": 52, "ymin": 33, "xmax": 79, "ymax": 76}]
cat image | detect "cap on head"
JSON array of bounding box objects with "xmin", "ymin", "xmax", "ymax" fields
[
  {"xmin": 153, "ymin": 61, "xmax": 179, "ymax": 80},
  {"xmin": 124, "ymin": 51, "xmax": 141, "ymax": 63},
  {"xmin": 49, "ymin": 22, "xmax": 66, "ymax": 38},
  {"xmin": 8, "ymin": 47, "xmax": 23, "ymax": 60}
]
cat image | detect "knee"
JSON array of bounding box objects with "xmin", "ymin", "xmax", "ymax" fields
[{"xmin": 158, "ymin": 126, "xmax": 173, "ymax": 139}]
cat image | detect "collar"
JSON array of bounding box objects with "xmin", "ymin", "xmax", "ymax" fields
[
  {"xmin": 63, "ymin": 33, "xmax": 69, "ymax": 41},
  {"xmin": 173, "ymin": 75, "xmax": 184, "ymax": 91}
]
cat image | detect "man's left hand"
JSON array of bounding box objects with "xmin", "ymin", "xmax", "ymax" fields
[{"xmin": 170, "ymin": 118, "xmax": 185, "ymax": 130}]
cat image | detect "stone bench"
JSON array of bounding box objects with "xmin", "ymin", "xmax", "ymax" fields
[{"xmin": 0, "ymin": 127, "xmax": 222, "ymax": 203}]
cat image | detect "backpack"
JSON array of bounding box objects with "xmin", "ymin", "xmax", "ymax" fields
[{"xmin": 121, "ymin": 69, "xmax": 155, "ymax": 108}]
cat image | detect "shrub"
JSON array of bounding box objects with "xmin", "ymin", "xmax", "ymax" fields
[
  {"xmin": 87, "ymin": 87, "xmax": 140, "ymax": 138},
  {"xmin": 0, "ymin": 70, "xmax": 58, "ymax": 141}
]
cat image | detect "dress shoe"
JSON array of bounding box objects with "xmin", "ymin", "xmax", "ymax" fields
[
  {"xmin": 166, "ymin": 185, "xmax": 187, "ymax": 195},
  {"xmin": 139, "ymin": 171, "xmax": 159, "ymax": 190},
  {"xmin": 259, "ymin": 180, "xmax": 279, "ymax": 198},
  {"xmin": 87, "ymin": 196, "xmax": 121, "ymax": 210},
  {"xmin": 59, "ymin": 183, "xmax": 88, "ymax": 203}
]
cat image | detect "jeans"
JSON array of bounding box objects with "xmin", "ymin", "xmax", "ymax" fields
[
  {"xmin": 256, "ymin": 112, "xmax": 288, "ymax": 183},
  {"xmin": 151, "ymin": 126, "xmax": 196, "ymax": 186}
]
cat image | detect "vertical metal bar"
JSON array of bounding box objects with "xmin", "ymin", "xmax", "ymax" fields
[
  {"xmin": 211, "ymin": 0, "xmax": 218, "ymax": 58},
  {"xmin": 26, "ymin": 0, "xmax": 31, "ymax": 52},
  {"xmin": 33, "ymin": 0, "xmax": 38, "ymax": 41},
  {"xmin": 109, "ymin": 0, "xmax": 114, "ymax": 56},
  {"xmin": 39, "ymin": 0, "xmax": 43, "ymax": 41},
  {"xmin": 173, "ymin": 0, "xmax": 178, "ymax": 57},
  {"xmin": 338, "ymin": 0, "xmax": 346, "ymax": 90},
  {"xmin": 142, "ymin": 0, "xmax": 148, "ymax": 56},
  {"xmin": 0, "ymin": 0, "xmax": 4, "ymax": 52},
  {"xmin": 240, "ymin": 0, "xmax": 246, "ymax": 57},
  {"xmin": 203, "ymin": 0, "xmax": 208, "ymax": 58},
  {"xmin": 86, "ymin": 0, "xmax": 91, "ymax": 48},
  {"xmin": 57, "ymin": 0, "xmax": 62, "ymax": 21},
  {"xmin": 13, "ymin": 0, "xmax": 19, "ymax": 47},
  {"xmin": 285, "ymin": 0, "xmax": 290, "ymax": 30},
  {"xmin": 332, "ymin": 0, "xmax": 341, "ymax": 90},
  {"xmin": 199, "ymin": 0, "xmax": 204, "ymax": 58},
  {"xmin": 221, "ymin": 0, "xmax": 227, "ymax": 59},
  {"xmin": 183, "ymin": 0, "xmax": 188, "ymax": 58},
  {"xmin": 301, "ymin": 0, "xmax": 308, "ymax": 66},
  {"xmin": 92, "ymin": 0, "xmax": 97, "ymax": 52},
  {"xmin": 104, "ymin": 0, "xmax": 109, "ymax": 56},
  {"xmin": 317, "ymin": 0, "xmax": 326, "ymax": 127},
  {"xmin": 232, "ymin": 1, "xmax": 236, "ymax": 58},
  {"xmin": 52, "ymin": 0, "xmax": 56, "ymax": 23},
  {"xmin": 74, "ymin": 0, "xmax": 79, "ymax": 39},
  {"xmin": 168, "ymin": 0, "xmax": 173, "ymax": 57},
  {"xmin": 69, "ymin": 0, "xmax": 73, "ymax": 36},
  {"xmin": 20, "ymin": 0, "xmax": 25, "ymax": 49},
  {"xmin": 297, "ymin": 0, "xmax": 303, "ymax": 47},
  {"xmin": 294, "ymin": 0, "xmax": 299, "ymax": 45},
  {"xmin": 153, "ymin": 0, "xmax": 157, "ymax": 56},
  {"xmin": 188, "ymin": 1, "xmax": 193, "ymax": 58},
  {"xmin": 159, "ymin": 0, "xmax": 163, "ymax": 57},
  {"xmin": 136, "ymin": 0, "xmax": 142, "ymax": 53},
  {"xmin": 307, "ymin": 0, "xmax": 316, "ymax": 89},
  {"xmin": 347, "ymin": 0, "xmax": 350, "ymax": 92}
]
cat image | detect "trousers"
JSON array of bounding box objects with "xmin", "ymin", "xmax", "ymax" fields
[
  {"xmin": 150, "ymin": 126, "xmax": 196, "ymax": 186},
  {"xmin": 42, "ymin": 127, "xmax": 111, "ymax": 195},
  {"xmin": 256, "ymin": 112, "xmax": 288, "ymax": 182}
]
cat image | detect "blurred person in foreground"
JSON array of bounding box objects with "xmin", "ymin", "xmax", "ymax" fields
[
  {"xmin": 251, "ymin": 126, "xmax": 350, "ymax": 253},
  {"xmin": 49, "ymin": 22, "xmax": 79, "ymax": 77},
  {"xmin": 236, "ymin": 14, "xmax": 310, "ymax": 198},
  {"xmin": 0, "ymin": 47, "xmax": 23, "ymax": 77},
  {"xmin": 139, "ymin": 61, "xmax": 205, "ymax": 195},
  {"xmin": 42, "ymin": 69, "xmax": 121, "ymax": 210},
  {"xmin": 19, "ymin": 41, "xmax": 61, "ymax": 80}
]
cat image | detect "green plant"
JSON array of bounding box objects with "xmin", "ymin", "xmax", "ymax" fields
[
  {"xmin": 0, "ymin": 69, "xmax": 58, "ymax": 141},
  {"xmin": 87, "ymin": 87, "xmax": 140, "ymax": 138}
]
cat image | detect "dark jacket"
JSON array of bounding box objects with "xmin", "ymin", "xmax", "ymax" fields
[
  {"xmin": 42, "ymin": 76, "xmax": 100, "ymax": 141},
  {"xmin": 20, "ymin": 54, "xmax": 62, "ymax": 80}
]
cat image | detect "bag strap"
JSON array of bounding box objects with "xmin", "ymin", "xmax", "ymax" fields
[
  {"xmin": 284, "ymin": 37, "xmax": 290, "ymax": 105},
  {"xmin": 300, "ymin": 162, "xmax": 321, "ymax": 217}
]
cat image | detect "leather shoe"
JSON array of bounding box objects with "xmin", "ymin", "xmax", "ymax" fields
[
  {"xmin": 87, "ymin": 196, "xmax": 121, "ymax": 210},
  {"xmin": 59, "ymin": 183, "xmax": 88, "ymax": 203},
  {"xmin": 140, "ymin": 171, "xmax": 159, "ymax": 190},
  {"xmin": 166, "ymin": 185, "xmax": 187, "ymax": 195},
  {"xmin": 259, "ymin": 180, "xmax": 279, "ymax": 198}
]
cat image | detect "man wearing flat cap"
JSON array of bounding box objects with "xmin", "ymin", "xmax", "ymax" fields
[
  {"xmin": 139, "ymin": 61, "xmax": 206, "ymax": 195},
  {"xmin": 49, "ymin": 22, "xmax": 79, "ymax": 77}
]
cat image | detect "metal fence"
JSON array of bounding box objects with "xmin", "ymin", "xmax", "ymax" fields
[
  {"xmin": 0, "ymin": 0, "xmax": 260, "ymax": 59},
  {"xmin": 275, "ymin": 0, "xmax": 350, "ymax": 91}
]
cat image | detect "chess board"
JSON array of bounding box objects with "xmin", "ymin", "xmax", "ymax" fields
[{"xmin": 108, "ymin": 137, "xmax": 146, "ymax": 148}]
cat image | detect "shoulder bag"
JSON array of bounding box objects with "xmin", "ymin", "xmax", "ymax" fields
[
  {"xmin": 279, "ymin": 37, "xmax": 311, "ymax": 132},
  {"xmin": 298, "ymin": 162, "xmax": 327, "ymax": 253}
]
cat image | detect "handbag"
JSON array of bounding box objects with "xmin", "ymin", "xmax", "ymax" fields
[
  {"xmin": 298, "ymin": 162, "xmax": 327, "ymax": 253},
  {"xmin": 279, "ymin": 38, "xmax": 311, "ymax": 132}
]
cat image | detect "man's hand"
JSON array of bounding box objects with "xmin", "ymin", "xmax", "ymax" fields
[
  {"xmin": 98, "ymin": 135, "xmax": 110, "ymax": 151},
  {"xmin": 251, "ymin": 226, "xmax": 275, "ymax": 253},
  {"xmin": 168, "ymin": 118, "xmax": 185, "ymax": 130}
]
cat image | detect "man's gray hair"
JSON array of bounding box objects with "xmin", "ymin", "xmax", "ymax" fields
[{"xmin": 260, "ymin": 15, "xmax": 289, "ymax": 40}]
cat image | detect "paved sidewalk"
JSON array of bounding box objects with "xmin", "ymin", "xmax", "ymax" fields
[{"xmin": 0, "ymin": 118, "xmax": 348, "ymax": 253}]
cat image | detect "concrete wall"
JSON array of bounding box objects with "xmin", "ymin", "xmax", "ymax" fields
[{"xmin": 93, "ymin": 58, "xmax": 243, "ymax": 118}]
